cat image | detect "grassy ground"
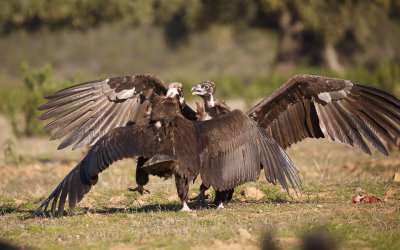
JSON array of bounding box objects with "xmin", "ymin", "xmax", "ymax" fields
[{"xmin": 0, "ymin": 112, "xmax": 400, "ymax": 250}]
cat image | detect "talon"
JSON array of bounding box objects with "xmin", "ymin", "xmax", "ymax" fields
[
  {"xmin": 190, "ymin": 190, "xmax": 209, "ymax": 205},
  {"xmin": 217, "ymin": 202, "xmax": 225, "ymax": 209},
  {"xmin": 128, "ymin": 185, "xmax": 150, "ymax": 195}
]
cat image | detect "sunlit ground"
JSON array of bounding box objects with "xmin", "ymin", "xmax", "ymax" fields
[{"xmin": 0, "ymin": 114, "xmax": 399, "ymax": 249}]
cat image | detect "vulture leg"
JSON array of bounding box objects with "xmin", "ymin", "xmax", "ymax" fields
[
  {"xmin": 182, "ymin": 201, "xmax": 191, "ymax": 212},
  {"xmin": 128, "ymin": 185, "xmax": 150, "ymax": 195},
  {"xmin": 217, "ymin": 202, "xmax": 225, "ymax": 209},
  {"xmin": 214, "ymin": 189, "xmax": 234, "ymax": 209},
  {"xmin": 128, "ymin": 157, "xmax": 150, "ymax": 194},
  {"xmin": 190, "ymin": 183, "xmax": 210, "ymax": 205},
  {"xmin": 226, "ymin": 189, "xmax": 234, "ymax": 202},
  {"xmin": 174, "ymin": 173, "xmax": 190, "ymax": 211}
]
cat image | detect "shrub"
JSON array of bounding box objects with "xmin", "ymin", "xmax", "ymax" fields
[{"xmin": 3, "ymin": 64, "xmax": 55, "ymax": 136}]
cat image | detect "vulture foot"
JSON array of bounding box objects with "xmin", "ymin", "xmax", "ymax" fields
[
  {"xmin": 217, "ymin": 202, "xmax": 225, "ymax": 209},
  {"xmin": 128, "ymin": 185, "xmax": 150, "ymax": 195},
  {"xmin": 181, "ymin": 202, "xmax": 191, "ymax": 212},
  {"xmin": 190, "ymin": 189, "xmax": 210, "ymax": 205}
]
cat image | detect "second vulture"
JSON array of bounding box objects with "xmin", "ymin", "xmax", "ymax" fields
[
  {"xmin": 33, "ymin": 74, "xmax": 400, "ymax": 217},
  {"xmin": 190, "ymin": 74, "xmax": 400, "ymax": 205}
]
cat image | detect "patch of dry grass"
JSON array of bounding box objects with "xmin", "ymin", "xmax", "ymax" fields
[{"xmin": 1, "ymin": 114, "xmax": 400, "ymax": 249}]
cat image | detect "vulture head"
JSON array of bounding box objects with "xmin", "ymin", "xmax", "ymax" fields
[
  {"xmin": 166, "ymin": 82, "xmax": 185, "ymax": 105},
  {"xmin": 191, "ymin": 81, "xmax": 216, "ymax": 96},
  {"xmin": 191, "ymin": 81, "xmax": 216, "ymax": 107}
]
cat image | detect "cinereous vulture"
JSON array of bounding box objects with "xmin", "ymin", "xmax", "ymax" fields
[
  {"xmin": 33, "ymin": 74, "xmax": 300, "ymax": 217},
  {"xmin": 191, "ymin": 74, "xmax": 400, "ymax": 206}
]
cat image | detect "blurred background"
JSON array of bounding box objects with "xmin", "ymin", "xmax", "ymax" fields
[
  {"xmin": 1, "ymin": 3, "xmax": 400, "ymax": 248},
  {"xmin": 0, "ymin": 0, "xmax": 400, "ymax": 138}
]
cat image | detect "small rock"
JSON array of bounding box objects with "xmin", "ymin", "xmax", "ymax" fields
[
  {"xmin": 238, "ymin": 228, "xmax": 252, "ymax": 241},
  {"xmin": 13, "ymin": 199, "xmax": 27, "ymax": 206},
  {"xmin": 212, "ymin": 239, "xmax": 223, "ymax": 246},
  {"xmin": 109, "ymin": 195, "xmax": 126, "ymax": 204},
  {"xmin": 393, "ymin": 173, "xmax": 400, "ymax": 182},
  {"xmin": 241, "ymin": 187, "xmax": 264, "ymax": 201},
  {"xmin": 385, "ymin": 189, "xmax": 395, "ymax": 199}
]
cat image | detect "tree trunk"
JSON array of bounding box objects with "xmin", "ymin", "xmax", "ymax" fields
[
  {"xmin": 274, "ymin": 6, "xmax": 304, "ymax": 73},
  {"xmin": 322, "ymin": 43, "xmax": 344, "ymax": 73}
]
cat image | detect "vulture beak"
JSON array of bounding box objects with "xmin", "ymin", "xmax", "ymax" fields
[{"xmin": 191, "ymin": 85, "xmax": 206, "ymax": 96}]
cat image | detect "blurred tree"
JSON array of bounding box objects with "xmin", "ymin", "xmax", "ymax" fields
[
  {"xmin": 0, "ymin": 0, "xmax": 399, "ymax": 72},
  {"xmin": 2, "ymin": 64, "xmax": 56, "ymax": 136},
  {"xmin": 178, "ymin": 0, "xmax": 400, "ymax": 72}
]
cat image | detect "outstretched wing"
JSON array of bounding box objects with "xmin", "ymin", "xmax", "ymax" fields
[
  {"xmin": 38, "ymin": 74, "xmax": 168, "ymax": 150},
  {"xmin": 196, "ymin": 110, "xmax": 300, "ymax": 192},
  {"xmin": 33, "ymin": 117, "xmax": 200, "ymax": 217},
  {"xmin": 247, "ymin": 74, "xmax": 400, "ymax": 154}
]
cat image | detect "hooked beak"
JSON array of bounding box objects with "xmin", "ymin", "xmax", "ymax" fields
[{"xmin": 191, "ymin": 85, "xmax": 205, "ymax": 96}]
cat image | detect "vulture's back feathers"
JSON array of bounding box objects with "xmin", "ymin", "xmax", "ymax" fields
[{"xmin": 196, "ymin": 110, "xmax": 300, "ymax": 191}]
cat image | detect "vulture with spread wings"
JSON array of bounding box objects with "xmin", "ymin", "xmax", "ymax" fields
[
  {"xmin": 191, "ymin": 74, "xmax": 400, "ymax": 205},
  {"xmin": 33, "ymin": 74, "xmax": 300, "ymax": 217}
]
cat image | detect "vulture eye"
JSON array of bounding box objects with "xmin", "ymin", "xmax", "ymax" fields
[{"xmin": 204, "ymin": 85, "xmax": 210, "ymax": 90}]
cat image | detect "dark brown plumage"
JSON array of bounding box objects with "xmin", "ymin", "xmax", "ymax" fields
[
  {"xmin": 191, "ymin": 81, "xmax": 234, "ymax": 206},
  {"xmin": 247, "ymin": 74, "xmax": 400, "ymax": 153},
  {"xmin": 194, "ymin": 75, "xmax": 400, "ymax": 155},
  {"xmin": 191, "ymin": 74, "xmax": 400, "ymax": 206},
  {"xmin": 33, "ymin": 74, "xmax": 299, "ymax": 217}
]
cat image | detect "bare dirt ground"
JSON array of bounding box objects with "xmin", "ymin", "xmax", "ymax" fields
[{"xmin": 0, "ymin": 114, "xmax": 399, "ymax": 249}]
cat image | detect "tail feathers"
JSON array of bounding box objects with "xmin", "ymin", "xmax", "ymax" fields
[
  {"xmin": 258, "ymin": 130, "xmax": 302, "ymax": 194},
  {"xmin": 32, "ymin": 161, "xmax": 95, "ymax": 218}
]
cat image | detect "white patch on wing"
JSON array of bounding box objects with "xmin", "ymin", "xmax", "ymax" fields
[
  {"xmin": 338, "ymin": 90, "xmax": 347, "ymax": 96},
  {"xmin": 155, "ymin": 121, "xmax": 162, "ymax": 128},
  {"xmin": 317, "ymin": 92, "xmax": 332, "ymax": 103},
  {"xmin": 318, "ymin": 80, "xmax": 353, "ymax": 103},
  {"xmin": 116, "ymin": 87, "xmax": 136, "ymax": 100}
]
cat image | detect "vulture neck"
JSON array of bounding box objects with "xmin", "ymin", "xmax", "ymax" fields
[{"xmin": 203, "ymin": 95, "xmax": 215, "ymax": 108}]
